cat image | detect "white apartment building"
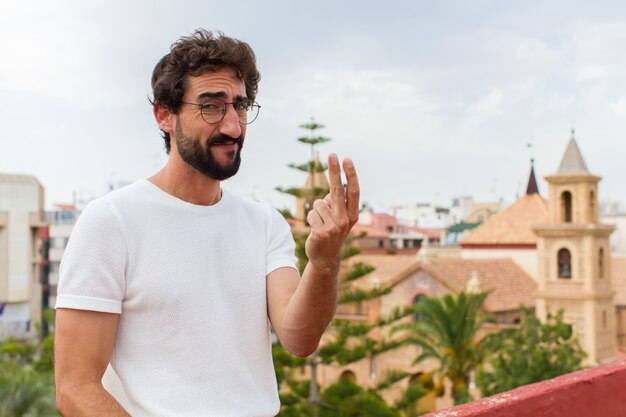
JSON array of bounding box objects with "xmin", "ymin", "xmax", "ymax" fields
[
  {"xmin": 46, "ymin": 204, "xmax": 81, "ymax": 308},
  {"xmin": 0, "ymin": 173, "xmax": 45, "ymax": 339},
  {"xmin": 395, "ymin": 203, "xmax": 453, "ymax": 229},
  {"xmin": 601, "ymin": 200, "xmax": 626, "ymax": 255}
]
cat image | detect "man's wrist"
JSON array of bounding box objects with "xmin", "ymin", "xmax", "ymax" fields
[{"xmin": 307, "ymin": 258, "xmax": 340, "ymax": 278}]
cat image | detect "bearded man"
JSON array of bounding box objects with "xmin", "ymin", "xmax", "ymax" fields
[{"xmin": 54, "ymin": 29, "xmax": 360, "ymax": 417}]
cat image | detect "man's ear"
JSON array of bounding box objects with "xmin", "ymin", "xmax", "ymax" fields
[{"xmin": 154, "ymin": 102, "xmax": 174, "ymax": 134}]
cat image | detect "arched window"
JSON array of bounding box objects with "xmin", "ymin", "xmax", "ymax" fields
[
  {"xmin": 558, "ymin": 248, "xmax": 572, "ymax": 278},
  {"xmin": 412, "ymin": 294, "xmax": 426, "ymax": 322},
  {"xmin": 340, "ymin": 370, "xmax": 357, "ymax": 383},
  {"xmin": 561, "ymin": 191, "xmax": 573, "ymax": 223},
  {"xmin": 599, "ymin": 248, "xmax": 605, "ymax": 279}
]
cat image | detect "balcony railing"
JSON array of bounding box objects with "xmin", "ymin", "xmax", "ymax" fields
[{"xmin": 422, "ymin": 360, "xmax": 626, "ymax": 417}]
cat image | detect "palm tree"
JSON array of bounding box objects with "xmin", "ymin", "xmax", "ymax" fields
[{"xmin": 393, "ymin": 291, "xmax": 494, "ymax": 405}]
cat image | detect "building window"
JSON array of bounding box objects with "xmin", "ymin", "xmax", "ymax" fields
[
  {"xmin": 561, "ymin": 191, "xmax": 573, "ymax": 223},
  {"xmin": 340, "ymin": 370, "xmax": 357, "ymax": 383},
  {"xmin": 51, "ymin": 237, "xmax": 68, "ymax": 249},
  {"xmin": 412, "ymin": 294, "xmax": 426, "ymax": 322},
  {"xmin": 50, "ymin": 261, "xmax": 61, "ymax": 274},
  {"xmin": 378, "ymin": 239, "xmax": 384, "ymax": 248},
  {"xmin": 599, "ymin": 248, "xmax": 605, "ymax": 279},
  {"xmin": 558, "ymin": 248, "xmax": 572, "ymax": 278},
  {"xmin": 602, "ymin": 310, "xmax": 608, "ymax": 329}
]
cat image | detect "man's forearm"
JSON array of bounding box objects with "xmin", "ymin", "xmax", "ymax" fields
[
  {"xmin": 57, "ymin": 382, "xmax": 131, "ymax": 417},
  {"xmin": 279, "ymin": 262, "xmax": 338, "ymax": 357}
]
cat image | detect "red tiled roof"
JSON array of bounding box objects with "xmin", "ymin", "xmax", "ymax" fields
[
  {"xmin": 341, "ymin": 254, "xmax": 417, "ymax": 287},
  {"xmin": 429, "ymin": 258, "xmax": 537, "ymax": 312},
  {"xmin": 460, "ymin": 193, "xmax": 549, "ymax": 245},
  {"xmin": 351, "ymin": 224, "xmax": 389, "ymax": 239},
  {"xmin": 348, "ymin": 253, "xmax": 536, "ymax": 313},
  {"xmin": 54, "ymin": 203, "xmax": 76, "ymax": 210}
]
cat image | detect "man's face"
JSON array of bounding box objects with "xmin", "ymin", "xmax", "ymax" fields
[{"xmin": 173, "ymin": 68, "xmax": 247, "ymax": 181}]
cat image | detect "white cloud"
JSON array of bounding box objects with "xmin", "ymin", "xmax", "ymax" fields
[
  {"xmin": 466, "ymin": 88, "xmax": 505, "ymax": 125},
  {"xmin": 575, "ymin": 65, "xmax": 609, "ymax": 81},
  {"xmin": 610, "ymin": 98, "xmax": 626, "ymax": 117},
  {"xmin": 3, "ymin": 0, "xmax": 626, "ymax": 209}
]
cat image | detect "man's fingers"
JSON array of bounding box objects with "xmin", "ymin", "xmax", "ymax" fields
[
  {"xmin": 343, "ymin": 158, "xmax": 360, "ymax": 225},
  {"xmin": 323, "ymin": 193, "xmax": 332, "ymax": 209},
  {"xmin": 327, "ymin": 153, "xmax": 346, "ymax": 217},
  {"xmin": 307, "ymin": 208, "xmax": 324, "ymax": 229},
  {"xmin": 313, "ymin": 199, "xmax": 333, "ymax": 224}
]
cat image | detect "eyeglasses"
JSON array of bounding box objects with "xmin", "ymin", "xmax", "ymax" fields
[{"xmin": 181, "ymin": 98, "xmax": 261, "ymax": 125}]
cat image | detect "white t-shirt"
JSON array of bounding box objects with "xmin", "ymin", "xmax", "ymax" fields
[{"xmin": 56, "ymin": 179, "xmax": 297, "ymax": 417}]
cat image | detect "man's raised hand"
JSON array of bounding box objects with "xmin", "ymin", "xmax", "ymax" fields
[{"xmin": 305, "ymin": 153, "xmax": 360, "ymax": 274}]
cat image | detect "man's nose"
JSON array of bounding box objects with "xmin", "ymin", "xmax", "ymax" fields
[{"xmin": 217, "ymin": 105, "xmax": 242, "ymax": 138}]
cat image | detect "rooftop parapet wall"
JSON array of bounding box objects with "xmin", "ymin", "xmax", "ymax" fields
[{"xmin": 423, "ymin": 360, "xmax": 626, "ymax": 417}]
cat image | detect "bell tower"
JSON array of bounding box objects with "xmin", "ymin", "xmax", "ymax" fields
[
  {"xmin": 534, "ymin": 131, "xmax": 616, "ymax": 363},
  {"xmin": 295, "ymin": 159, "xmax": 330, "ymax": 225}
]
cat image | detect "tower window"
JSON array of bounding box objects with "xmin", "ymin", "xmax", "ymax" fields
[
  {"xmin": 558, "ymin": 248, "xmax": 572, "ymax": 278},
  {"xmin": 599, "ymin": 248, "xmax": 605, "ymax": 279},
  {"xmin": 561, "ymin": 191, "xmax": 573, "ymax": 223}
]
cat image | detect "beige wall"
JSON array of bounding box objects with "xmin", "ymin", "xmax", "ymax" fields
[
  {"xmin": 315, "ymin": 269, "xmax": 451, "ymax": 411},
  {"xmin": 536, "ymin": 171, "xmax": 616, "ymax": 363},
  {"xmin": 616, "ymin": 307, "xmax": 626, "ymax": 350},
  {"xmin": 0, "ymin": 176, "xmax": 44, "ymax": 339}
]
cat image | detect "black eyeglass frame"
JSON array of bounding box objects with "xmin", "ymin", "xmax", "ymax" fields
[{"xmin": 181, "ymin": 98, "xmax": 261, "ymax": 125}]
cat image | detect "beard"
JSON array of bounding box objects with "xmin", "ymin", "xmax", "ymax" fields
[{"xmin": 174, "ymin": 120, "xmax": 243, "ymax": 181}]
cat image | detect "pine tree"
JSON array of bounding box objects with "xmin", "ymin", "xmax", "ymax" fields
[{"xmin": 275, "ymin": 119, "xmax": 418, "ymax": 416}]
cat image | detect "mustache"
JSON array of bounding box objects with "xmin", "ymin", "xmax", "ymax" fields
[{"xmin": 207, "ymin": 134, "xmax": 243, "ymax": 147}]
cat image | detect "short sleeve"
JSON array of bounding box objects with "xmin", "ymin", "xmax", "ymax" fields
[
  {"xmin": 265, "ymin": 208, "xmax": 298, "ymax": 276},
  {"xmin": 55, "ymin": 198, "xmax": 127, "ymax": 314}
]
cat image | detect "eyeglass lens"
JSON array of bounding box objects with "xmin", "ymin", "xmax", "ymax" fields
[{"xmin": 200, "ymin": 98, "xmax": 259, "ymax": 125}]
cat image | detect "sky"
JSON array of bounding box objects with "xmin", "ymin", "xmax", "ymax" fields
[{"xmin": 2, "ymin": 1, "xmax": 626, "ymax": 212}]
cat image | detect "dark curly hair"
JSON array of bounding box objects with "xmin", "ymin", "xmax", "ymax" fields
[{"xmin": 151, "ymin": 29, "xmax": 260, "ymax": 153}]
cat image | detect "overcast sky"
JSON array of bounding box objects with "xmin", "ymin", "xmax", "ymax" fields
[{"xmin": 2, "ymin": 1, "xmax": 626, "ymax": 212}]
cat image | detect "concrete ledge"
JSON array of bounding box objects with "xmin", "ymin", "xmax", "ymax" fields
[{"xmin": 423, "ymin": 360, "xmax": 626, "ymax": 417}]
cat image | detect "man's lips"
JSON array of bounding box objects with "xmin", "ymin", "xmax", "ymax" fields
[{"xmin": 210, "ymin": 141, "xmax": 239, "ymax": 151}]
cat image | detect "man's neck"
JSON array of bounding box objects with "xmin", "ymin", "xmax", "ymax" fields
[{"xmin": 149, "ymin": 159, "xmax": 222, "ymax": 206}]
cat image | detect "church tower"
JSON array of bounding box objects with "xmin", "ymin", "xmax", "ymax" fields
[
  {"xmin": 534, "ymin": 131, "xmax": 616, "ymax": 363},
  {"xmin": 295, "ymin": 159, "xmax": 330, "ymax": 225}
]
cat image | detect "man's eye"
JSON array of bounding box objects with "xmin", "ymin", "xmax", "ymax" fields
[
  {"xmin": 234, "ymin": 102, "xmax": 249, "ymax": 111},
  {"xmin": 202, "ymin": 104, "xmax": 220, "ymax": 110}
]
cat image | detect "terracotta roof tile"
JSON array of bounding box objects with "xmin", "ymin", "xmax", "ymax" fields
[
  {"xmin": 460, "ymin": 193, "xmax": 549, "ymax": 245},
  {"xmin": 342, "ymin": 254, "xmax": 536, "ymax": 313},
  {"xmin": 341, "ymin": 254, "xmax": 417, "ymax": 287},
  {"xmin": 351, "ymin": 224, "xmax": 389, "ymax": 239},
  {"xmin": 429, "ymin": 258, "xmax": 537, "ymax": 312}
]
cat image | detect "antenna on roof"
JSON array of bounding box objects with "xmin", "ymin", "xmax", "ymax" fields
[{"xmin": 526, "ymin": 136, "xmax": 534, "ymax": 162}]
